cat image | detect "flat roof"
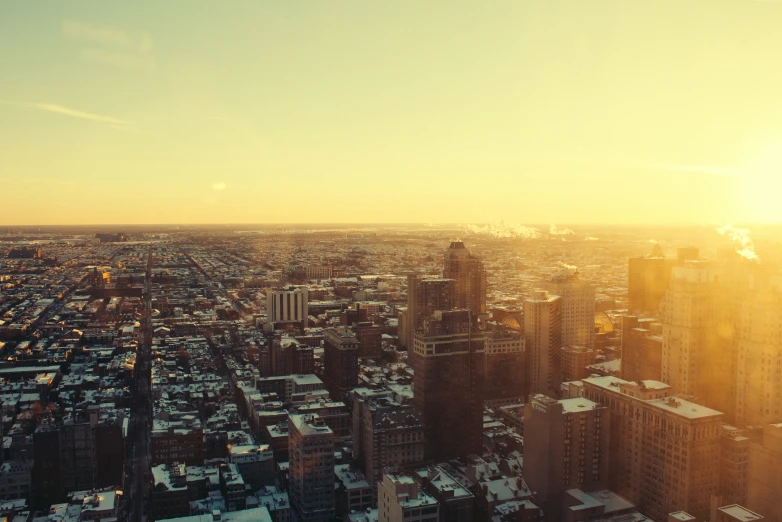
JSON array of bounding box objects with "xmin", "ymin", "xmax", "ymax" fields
[
  {"xmin": 648, "ymin": 397, "xmax": 723, "ymax": 420},
  {"xmin": 718, "ymin": 505, "xmax": 764, "ymax": 521}
]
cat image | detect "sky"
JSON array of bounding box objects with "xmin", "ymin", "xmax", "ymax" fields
[{"xmin": 2, "ymin": 0, "xmax": 782, "ymax": 226}]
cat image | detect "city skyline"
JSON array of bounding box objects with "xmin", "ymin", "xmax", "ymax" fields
[{"xmin": 3, "ymin": 1, "xmax": 782, "ymax": 225}]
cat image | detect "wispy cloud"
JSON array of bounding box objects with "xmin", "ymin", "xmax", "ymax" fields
[
  {"xmin": 62, "ymin": 19, "xmax": 154, "ymax": 70},
  {"xmin": 1, "ymin": 98, "xmax": 140, "ymax": 132},
  {"xmin": 26, "ymin": 102, "xmax": 127, "ymax": 125},
  {"xmin": 212, "ymin": 182, "xmax": 227, "ymax": 191},
  {"xmin": 648, "ymin": 163, "xmax": 740, "ymax": 176}
]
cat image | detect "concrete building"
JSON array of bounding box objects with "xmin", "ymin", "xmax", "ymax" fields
[
  {"xmin": 227, "ymin": 444, "xmax": 274, "ymax": 490},
  {"xmin": 415, "ymin": 466, "xmax": 474, "ymax": 522},
  {"xmin": 266, "ymin": 286, "xmax": 308, "ymax": 331},
  {"xmin": 523, "ymin": 395, "xmax": 609, "ymax": 520},
  {"xmin": 288, "ymin": 414, "xmax": 335, "ymax": 522},
  {"xmin": 661, "ymin": 263, "xmax": 734, "ymax": 416},
  {"xmin": 748, "ymin": 423, "xmax": 782, "ymax": 522},
  {"xmin": 561, "ymin": 345, "xmax": 595, "ymax": 382},
  {"xmin": 583, "ymin": 376, "xmax": 723, "ymax": 522},
  {"xmin": 404, "ymin": 276, "xmax": 455, "ymax": 351},
  {"xmin": 411, "ymin": 310, "xmax": 485, "ymax": 461},
  {"xmin": 354, "ymin": 322, "xmax": 382, "ymax": 359},
  {"xmin": 621, "ymin": 316, "xmax": 663, "ymax": 383},
  {"xmin": 443, "ymin": 240, "xmax": 487, "ymax": 316},
  {"xmin": 323, "ymin": 326, "xmax": 360, "ymax": 400},
  {"xmin": 353, "ymin": 396, "xmax": 424, "ymax": 500},
  {"xmin": 545, "ymin": 271, "xmax": 595, "ymax": 349},
  {"xmin": 378, "ymin": 473, "xmax": 439, "ymax": 522},
  {"xmin": 524, "ymin": 290, "xmax": 562, "ymax": 398},
  {"xmin": 484, "ymin": 324, "xmax": 525, "ymax": 406}
]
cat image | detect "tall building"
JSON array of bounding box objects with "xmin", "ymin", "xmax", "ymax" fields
[
  {"xmin": 404, "ymin": 275, "xmax": 455, "ymax": 351},
  {"xmin": 323, "ymin": 326, "xmax": 360, "ymax": 400},
  {"xmin": 353, "ymin": 396, "xmax": 424, "ymax": 501},
  {"xmin": 661, "ymin": 262, "xmax": 734, "ymax": 415},
  {"xmin": 288, "ymin": 413, "xmax": 335, "ymax": 522},
  {"xmin": 748, "ymin": 424, "xmax": 782, "ymax": 522},
  {"xmin": 524, "ymin": 290, "xmax": 562, "ymax": 398},
  {"xmin": 484, "ymin": 324, "xmax": 525, "ymax": 406},
  {"xmin": 545, "ymin": 271, "xmax": 595, "ymax": 349},
  {"xmin": 354, "ymin": 321, "xmax": 382, "ymax": 359},
  {"xmin": 377, "ymin": 473, "xmax": 439, "ymax": 522},
  {"xmin": 411, "ymin": 309, "xmax": 485, "ymax": 461},
  {"xmin": 621, "ymin": 315, "xmax": 663, "ymax": 383},
  {"xmin": 628, "ymin": 246, "xmax": 699, "ymax": 314},
  {"xmin": 582, "ymin": 376, "xmax": 723, "ymax": 522},
  {"xmin": 523, "ymin": 395, "xmax": 609, "ymax": 521},
  {"xmin": 266, "ymin": 286, "xmax": 308, "ymax": 331},
  {"xmin": 443, "ymin": 240, "xmax": 487, "ymax": 315},
  {"xmin": 733, "ymin": 276, "xmax": 782, "ymax": 425}
]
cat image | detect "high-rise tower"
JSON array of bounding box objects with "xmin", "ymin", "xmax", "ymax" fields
[
  {"xmin": 443, "ymin": 240, "xmax": 487, "ymax": 315},
  {"xmin": 524, "ymin": 290, "xmax": 562, "ymax": 398}
]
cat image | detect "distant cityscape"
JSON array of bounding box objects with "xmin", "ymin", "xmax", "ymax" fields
[{"xmin": 0, "ymin": 224, "xmax": 779, "ymax": 522}]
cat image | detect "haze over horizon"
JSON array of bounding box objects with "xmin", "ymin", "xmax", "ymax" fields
[{"xmin": 3, "ymin": 0, "xmax": 782, "ymax": 225}]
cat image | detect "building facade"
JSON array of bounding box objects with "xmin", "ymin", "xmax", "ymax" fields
[
  {"xmin": 323, "ymin": 326, "xmax": 360, "ymax": 400},
  {"xmin": 411, "ymin": 310, "xmax": 485, "ymax": 461},
  {"xmin": 288, "ymin": 414, "xmax": 335, "ymax": 522},
  {"xmin": 524, "ymin": 290, "xmax": 562, "ymax": 398}
]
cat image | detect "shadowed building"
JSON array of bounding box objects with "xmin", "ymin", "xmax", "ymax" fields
[
  {"xmin": 411, "ymin": 310, "xmax": 485, "ymax": 461},
  {"xmin": 443, "ymin": 240, "xmax": 487, "ymax": 315}
]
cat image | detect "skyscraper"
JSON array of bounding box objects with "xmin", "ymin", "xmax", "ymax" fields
[
  {"xmin": 484, "ymin": 323, "xmax": 525, "ymax": 406},
  {"xmin": 661, "ymin": 262, "xmax": 734, "ymax": 415},
  {"xmin": 443, "ymin": 240, "xmax": 487, "ymax": 315},
  {"xmin": 323, "ymin": 326, "xmax": 360, "ymax": 401},
  {"xmin": 582, "ymin": 376, "xmax": 723, "ymax": 522},
  {"xmin": 621, "ymin": 315, "xmax": 663, "ymax": 383},
  {"xmin": 411, "ymin": 309, "xmax": 485, "ymax": 461},
  {"xmin": 523, "ymin": 394, "xmax": 609, "ymax": 521},
  {"xmin": 524, "ymin": 290, "xmax": 562, "ymax": 398},
  {"xmin": 545, "ymin": 271, "xmax": 595, "ymax": 349},
  {"xmin": 265, "ymin": 285, "xmax": 309, "ymax": 331},
  {"xmin": 404, "ymin": 275, "xmax": 455, "ymax": 351},
  {"xmin": 288, "ymin": 413, "xmax": 335, "ymax": 522}
]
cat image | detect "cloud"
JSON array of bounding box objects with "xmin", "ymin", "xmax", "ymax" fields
[
  {"xmin": 62, "ymin": 19, "xmax": 154, "ymax": 70},
  {"xmin": 25, "ymin": 102, "xmax": 128, "ymax": 125},
  {"xmin": 62, "ymin": 19, "xmax": 151, "ymax": 51},
  {"xmin": 212, "ymin": 183, "xmax": 227, "ymax": 191}
]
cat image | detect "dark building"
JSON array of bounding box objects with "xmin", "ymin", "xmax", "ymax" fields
[
  {"xmin": 443, "ymin": 240, "xmax": 487, "ymax": 315},
  {"xmin": 353, "ymin": 396, "xmax": 424, "ymax": 498},
  {"xmin": 620, "ymin": 315, "xmax": 663, "ymax": 383},
  {"xmin": 627, "ymin": 246, "xmax": 698, "ymax": 314},
  {"xmin": 404, "ymin": 275, "xmax": 455, "ymax": 351},
  {"xmin": 151, "ymin": 427, "xmax": 204, "ymax": 466},
  {"xmin": 323, "ymin": 326, "xmax": 359, "ymax": 401},
  {"xmin": 32, "ymin": 413, "xmax": 126, "ymax": 508},
  {"xmin": 354, "ymin": 322, "xmax": 382, "ymax": 359},
  {"xmin": 8, "ymin": 246, "xmax": 42, "ymax": 259},
  {"xmin": 94, "ymin": 421, "xmax": 125, "ymax": 488},
  {"xmin": 523, "ymin": 395, "xmax": 609, "ymax": 521},
  {"xmin": 484, "ymin": 324, "xmax": 525, "ymax": 406},
  {"xmin": 411, "ymin": 309, "xmax": 485, "ymax": 461},
  {"xmin": 284, "ymin": 339, "xmax": 314, "ymax": 375}
]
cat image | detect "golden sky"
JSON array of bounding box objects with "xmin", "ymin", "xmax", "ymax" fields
[{"xmin": 2, "ymin": 0, "xmax": 782, "ymax": 225}]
